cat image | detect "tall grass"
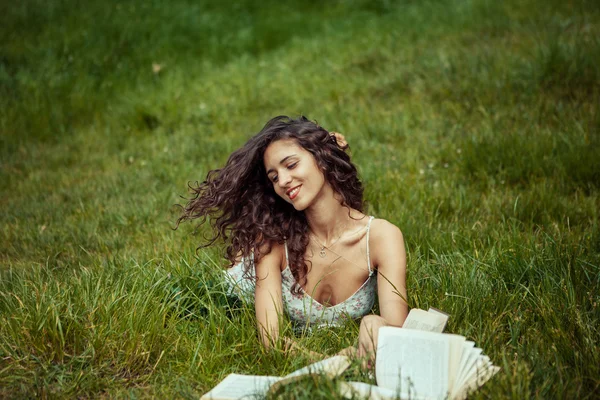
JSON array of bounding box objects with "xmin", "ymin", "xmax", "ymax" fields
[{"xmin": 1, "ymin": 0, "xmax": 599, "ymax": 397}]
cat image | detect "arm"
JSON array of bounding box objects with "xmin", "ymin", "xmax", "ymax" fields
[
  {"xmin": 374, "ymin": 220, "xmax": 408, "ymax": 325},
  {"xmin": 358, "ymin": 220, "xmax": 408, "ymax": 357},
  {"xmin": 254, "ymin": 244, "xmax": 326, "ymax": 359},
  {"xmin": 254, "ymin": 242, "xmax": 285, "ymax": 348}
]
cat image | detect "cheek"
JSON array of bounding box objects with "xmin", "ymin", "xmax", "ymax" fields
[
  {"xmin": 313, "ymin": 160, "xmax": 327, "ymax": 180},
  {"xmin": 312, "ymin": 166, "xmax": 327, "ymax": 186}
]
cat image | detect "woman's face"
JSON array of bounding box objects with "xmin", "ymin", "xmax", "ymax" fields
[{"xmin": 263, "ymin": 138, "xmax": 328, "ymax": 211}]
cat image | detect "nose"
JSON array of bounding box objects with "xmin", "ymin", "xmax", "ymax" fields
[{"xmin": 277, "ymin": 170, "xmax": 292, "ymax": 188}]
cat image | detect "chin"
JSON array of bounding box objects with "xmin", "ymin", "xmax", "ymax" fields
[
  {"xmin": 289, "ymin": 190, "xmax": 321, "ymax": 211},
  {"xmin": 291, "ymin": 201, "xmax": 308, "ymax": 211},
  {"xmin": 286, "ymin": 195, "xmax": 309, "ymax": 211}
]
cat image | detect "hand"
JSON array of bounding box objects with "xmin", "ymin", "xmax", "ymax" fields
[
  {"xmin": 329, "ymin": 131, "xmax": 348, "ymax": 149},
  {"xmin": 283, "ymin": 337, "xmax": 324, "ymax": 361},
  {"xmin": 336, "ymin": 346, "xmax": 358, "ymax": 357},
  {"xmin": 358, "ymin": 315, "xmax": 388, "ymax": 361}
]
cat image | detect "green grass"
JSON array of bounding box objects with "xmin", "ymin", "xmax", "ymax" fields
[{"xmin": 1, "ymin": 0, "xmax": 599, "ymax": 397}]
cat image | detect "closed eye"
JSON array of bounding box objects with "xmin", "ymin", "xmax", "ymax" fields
[{"xmin": 268, "ymin": 161, "xmax": 298, "ymax": 183}]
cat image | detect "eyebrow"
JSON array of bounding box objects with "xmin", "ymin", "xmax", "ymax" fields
[{"xmin": 266, "ymin": 154, "xmax": 297, "ymax": 175}]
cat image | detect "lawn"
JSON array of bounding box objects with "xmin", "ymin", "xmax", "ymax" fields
[{"xmin": 1, "ymin": 0, "xmax": 599, "ymax": 398}]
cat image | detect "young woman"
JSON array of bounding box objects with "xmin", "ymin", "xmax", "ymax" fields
[{"xmin": 177, "ymin": 116, "xmax": 408, "ymax": 357}]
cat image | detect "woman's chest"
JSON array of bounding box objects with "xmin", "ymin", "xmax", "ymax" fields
[
  {"xmin": 301, "ymin": 245, "xmax": 372, "ymax": 307},
  {"xmin": 282, "ymin": 224, "xmax": 375, "ymax": 307}
]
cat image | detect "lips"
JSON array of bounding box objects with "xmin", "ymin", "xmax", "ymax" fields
[{"xmin": 286, "ymin": 185, "xmax": 301, "ymax": 200}]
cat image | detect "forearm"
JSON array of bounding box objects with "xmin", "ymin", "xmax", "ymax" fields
[
  {"xmin": 358, "ymin": 314, "xmax": 389, "ymax": 357},
  {"xmin": 257, "ymin": 319, "xmax": 279, "ymax": 348},
  {"xmin": 255, "ymin": 301, "xmax": 284, "ymax": 348},
  {"xmin": 377, "ymin": 313, "xmax": 404, "ymax": 328},
  {"xmin": 254, "ymin": 244, "xmax": 285, "ymax": 348}
]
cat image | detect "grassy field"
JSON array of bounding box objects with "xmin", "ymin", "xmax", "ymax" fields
[{"xmin": 1, "ymin": 0, "xmax": 599, "ymax": 397}]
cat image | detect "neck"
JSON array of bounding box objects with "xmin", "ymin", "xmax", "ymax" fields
[{"xmin": 305, "ymin": 186, "xmax": 355, "ymax": 244}]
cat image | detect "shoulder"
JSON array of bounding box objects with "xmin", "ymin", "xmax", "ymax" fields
[
  {"xmin": 255, "ymin": 240, "xmax": 287, "ymax": 272},
  {"xmin": 369, "ymin": 218, "xmax": 404, "ymax": 243},
  {"xmin": 368, "ymin": 218, "xmax": 406, "ymax": 266}
]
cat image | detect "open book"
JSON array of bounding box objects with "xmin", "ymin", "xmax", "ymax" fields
[
  {"xmin": 201, "ymin": 355, "xmax": 350, "ymax": 399},
  {"xmin": 341, "ymin": 328, "xmax": 499, "ymax": 400},
  {"xmin": 402, "ymin": 307, "xmax": 450, "ymax": 334},
  {"xmin": 202, "ymin": 308, "xmax": 497, "ymax": 399}
]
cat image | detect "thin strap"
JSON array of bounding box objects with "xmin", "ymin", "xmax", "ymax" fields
[
  {"xmin": 366, "ymin": 216, "xmax": 375, "ymax": 275},
  {"xmin": 284, "ymin": 240, "xmax": 290, "ymax": 268}
]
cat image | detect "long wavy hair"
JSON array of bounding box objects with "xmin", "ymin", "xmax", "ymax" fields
[{"xmin": 176, "ymin": 116, "xmax": 365, "ymax": 292}]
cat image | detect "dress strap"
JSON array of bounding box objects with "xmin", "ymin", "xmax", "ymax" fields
[
  {"xmin": 366, "ymin": 216, "xmax": 375, "ymax": 275},
  {"xmin": 284, "ymin": 240, "xmax": 290, "ymax": 268}
]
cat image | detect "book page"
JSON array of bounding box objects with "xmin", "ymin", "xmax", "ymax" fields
[
  {"xmin": 340, "ymin": 381, "xmax": 431, "ymax": 400},
  {"xmin": 453, "ymin": 361, "xmax": 499, "ymax": 400},
  {"xmin": 282, "ymin": 355, "xmax": 350, "ymax": 379},
  {"xmin": 427, "ymin": 307, "xmax": 450, "ymax": 318},
  {"xmin": 403, "ymin": 309, "xmax": 448, "ymax": 333},
  {"xmin": 444, "ymin": 334, "xmax": 467, "ymax": 395},
  {"xmin": 427, "ymin": 307, "xmax": 450, "ymax": 331},
  {"xmin": 458, "ymin": 355, "xmax": 491, "ymax": 388},
  {"xmin": 266, "ymin": 356, "xmax": 351, "ymax": 395},
  {"xmin": 455, "ymin": 345, "xmax": 481, "ymax": 390},
  {"xmin": 376, "ymin": 327, "xmax": 451, "ymax": 399},
  {"xmin": 201, "ymin": 374, "xmax": 280, "ymax": 400},
  {"xmin": 451, "ymin": 354, "xmax": 495, "ymax": 399}
]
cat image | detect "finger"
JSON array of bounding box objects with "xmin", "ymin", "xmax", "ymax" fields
[
  {"xmin": 329, "ymin": 132, "xmax": 348, "ymax": 147},
  {"xmin": 337, "ymin": 346, "xmax": 357, "ymax": 357},
  {"xmin": 309, "ymin": 350, "xmax": 324, "ymax": 361},
  {"xmin": 357, "ymin": 341, "xmax": 366, "ymax": 358},
  {"xmin": 361, "ymin": 356, "xmax": 369, "ymax": 371},
  {"xmin": 365, "ymin": 351, "xmax": 374, "ymax": 370},
  {"xmin": 358, "ymin": 349, "xmax": 375, "ymax": 371}
]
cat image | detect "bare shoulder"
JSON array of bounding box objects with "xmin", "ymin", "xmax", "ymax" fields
[
  {"xmin": 255, "ymin": 240, "xmax": 287, "ymax": 272},
  {"xmin": 369, "ymin": 218, "xmax": 406, "ymax": 268},
  {"xmin": 369, "ymin": 218, "xmax": 404, "ymax": 243}
]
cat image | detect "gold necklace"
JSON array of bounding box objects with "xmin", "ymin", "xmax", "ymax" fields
[{"xmin": 310, "ymin": 224, "xmax": 348, "ymax": 258}]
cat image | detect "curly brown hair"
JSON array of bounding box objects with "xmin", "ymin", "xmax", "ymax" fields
[{"xmin": 176, "ymin": 115, "xmax": 365, "ymax": 292}]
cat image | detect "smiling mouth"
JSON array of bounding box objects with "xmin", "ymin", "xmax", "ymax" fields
[{"xmin": 286, "ymin": 185, "xmax": 301, "ymax": 200}]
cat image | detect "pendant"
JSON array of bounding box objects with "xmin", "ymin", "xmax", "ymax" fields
[{"xmin": 319, "ymin": 248, "xmax": 327, "ymax": 258}]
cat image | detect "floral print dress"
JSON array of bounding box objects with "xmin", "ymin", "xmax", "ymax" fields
[{"xmin": 225, "ymin": 216, "xmax": 377, "ymax": 330}]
